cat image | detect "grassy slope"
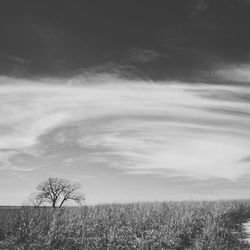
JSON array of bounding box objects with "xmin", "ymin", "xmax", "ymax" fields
[{"xmin": 0, "ymin": 200, "xmax": 250, "ymax": 249}]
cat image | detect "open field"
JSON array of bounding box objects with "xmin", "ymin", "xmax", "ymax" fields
[{"xmin": 1, "ymin": 200, "xmax": 250, "ymax": 249}]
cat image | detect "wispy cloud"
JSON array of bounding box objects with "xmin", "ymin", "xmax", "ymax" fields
[
  {"xmin": 0, "ymin": 76, "xmax": 249, "ymax": 182},
  {"xmin": 126, "ymin": 49, "xmax": 160, "ymax": 62},
  {"xmin": 216, "ymin": 64, "xmax": 250, "ymax": 83}
]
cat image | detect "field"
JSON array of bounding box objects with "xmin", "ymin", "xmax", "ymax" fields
[{"xmin": 0, "ymin": 200, "xmax": 250, "ymax": 249}]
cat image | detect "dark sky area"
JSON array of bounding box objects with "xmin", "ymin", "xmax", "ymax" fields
[{"xmin": 1, "ymin": 0, "xmax": 250, "ymax": 81}]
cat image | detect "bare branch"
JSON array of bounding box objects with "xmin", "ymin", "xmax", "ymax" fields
[{"xmin": 30, "ymin": 177, "xmax": 85, "ymax": 208}]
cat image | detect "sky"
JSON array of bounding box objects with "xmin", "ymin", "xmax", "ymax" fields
[{"xmin": 0, "ymin": 0, "xmax": 250, "ymax": 205}]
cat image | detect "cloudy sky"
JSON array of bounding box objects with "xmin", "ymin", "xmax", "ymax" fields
[{"xmin": 0, "ymin": 0, "xmax": 250, "ymax": 205}]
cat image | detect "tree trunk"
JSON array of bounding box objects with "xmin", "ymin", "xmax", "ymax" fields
[
  {"xmin": 59, "ymin": 198, "xmax": 66, "ymax": 208},
  {"xmin": 52, "ymin": 200, "xmax": 56, "ymax": 208}
]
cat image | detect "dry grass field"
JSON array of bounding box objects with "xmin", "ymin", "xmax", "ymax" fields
[{"xmin": 0, "ymin": 200, "xmax": 250, "ymax": 249}]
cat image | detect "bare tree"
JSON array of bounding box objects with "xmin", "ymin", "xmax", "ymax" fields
[
  {"xmin": 30, "ymin": 177, "xmax": 85, "ymax": 208},
  {"xmin": 28, "ymin": 192, "xmax": 45, "ymax": 207}
]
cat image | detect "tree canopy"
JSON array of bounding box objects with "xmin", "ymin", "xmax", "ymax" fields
[{"xmin": 29, "ymin": 177, "xmax": 85, "ymax": 208}]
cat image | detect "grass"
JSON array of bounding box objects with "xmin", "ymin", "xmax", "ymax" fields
[{"xmin": 0, "ymin": 200, "xmax": 250, "ymax": 249}]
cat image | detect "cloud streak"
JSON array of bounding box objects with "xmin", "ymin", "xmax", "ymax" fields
[{"xmin": 0, "ymin": 76, "xmax": 249, "ymax": 182}]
